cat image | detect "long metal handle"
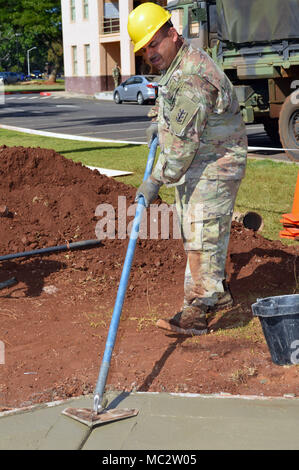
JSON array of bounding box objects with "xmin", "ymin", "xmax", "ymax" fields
[{"xmin": 93, "ymin": 137, "xmax": 158, "ymax": 412}]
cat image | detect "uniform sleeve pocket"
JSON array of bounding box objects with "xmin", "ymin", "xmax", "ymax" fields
[{"xmin": 170, "ymin": 89, "xmax": 200, "ymax": 137}]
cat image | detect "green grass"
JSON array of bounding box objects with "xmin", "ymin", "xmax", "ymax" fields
[
  {"xmin": 0, "ymin": 127, "xmax": 298, "ymax": 243},
  {"xmin": 213, "ymin": 316, "xmax": 266, "ymax": 342},
  {"xmin": 234, "ymin": 158, "xmax": 298, "ymax": 242},
  {"xmin": 4, "ymin": 79, "xmax": 65, "ymax": 92}
]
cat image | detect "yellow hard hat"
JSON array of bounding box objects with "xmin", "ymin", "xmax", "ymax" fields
[{"xmin": 127, "ymin": 2, "xmax": 172, "ymax": 53}]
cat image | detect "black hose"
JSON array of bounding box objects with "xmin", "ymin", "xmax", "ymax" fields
[
  {"xmin": 0, "ymin": 277, "xmax": 18, "ymax": 290},
  {"xmin": 0, "ymin": 239, "xmax": 102, "ymax": 262}
]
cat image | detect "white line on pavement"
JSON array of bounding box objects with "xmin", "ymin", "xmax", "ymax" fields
[
  {"xmin": 55, "ymin": 104, "xmax": 80, "ymax": 108},
  {"xmin": 0, "ymin": 108, "xmax": 25, "ymax": 113}
]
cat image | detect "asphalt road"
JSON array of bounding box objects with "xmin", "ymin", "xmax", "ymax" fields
[{"xmin": 0, "ymin": 91, "xmax": 290, "ymax": 162}]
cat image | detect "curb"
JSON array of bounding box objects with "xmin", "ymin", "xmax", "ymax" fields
[
  {"xmin": 94, "ymin": 92, "xmax": 113, "ymax": 101},
  {"xmin": 3, "ymin": 90, "xmax": 64, "ymax": 95},
  {"xmin": 0, "ymin": 124, "xmax": 146, "ymax": 146},
  {"xmin": 0, "ymin": 124, "xmax": 291, "ymax": 156},
  {"xmin": 4, "ymin": 91, "xmax": 47, "ymax": 95}
]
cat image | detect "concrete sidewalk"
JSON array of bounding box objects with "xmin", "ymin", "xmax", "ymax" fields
[{"xmin": 1, "ymin": 390, "xmax": 299, "ymax": 450}]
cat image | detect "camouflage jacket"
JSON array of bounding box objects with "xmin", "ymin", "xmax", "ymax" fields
[
  {"xmin": 151, "ymin": 40, "xmax": 248, "ymax": 186},
  {"xmin": 112, "ymin": 66, "xmax": 120, "ymax": 78}
]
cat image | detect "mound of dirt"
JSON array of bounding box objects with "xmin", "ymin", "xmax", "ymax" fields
[{"xmin": 0, "ymin": 145, "xmax": 299, "ymax": 409}]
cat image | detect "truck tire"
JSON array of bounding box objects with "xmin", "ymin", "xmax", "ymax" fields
[{"xmin": 279, "ymin": 92, "xmax": 299, "ymax": 162}]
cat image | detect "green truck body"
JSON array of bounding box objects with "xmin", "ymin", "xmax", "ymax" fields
[{"xmin": 167, "ymin": 0, "xmax": 299, "ymax": 161}]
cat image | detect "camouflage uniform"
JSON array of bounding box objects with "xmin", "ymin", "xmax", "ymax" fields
[
  {"xmin": 112, "ymin": 65, "xmax": 121, "ymax": 88},
  {"xmin": 151, "ymin": 40, "xmax": 247, "ymax": 309}
]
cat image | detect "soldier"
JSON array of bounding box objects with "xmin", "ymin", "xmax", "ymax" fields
[
  {"xmin": 112, "ymin": 63, "xmax": 121, "ymax": 88},
  {"xmin": 127, "ymin": 3, "xmax": 248, "ymax": 335}
]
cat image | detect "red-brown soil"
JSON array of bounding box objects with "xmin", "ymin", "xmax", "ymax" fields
[{"xmin": 0, "ymin": 145, "xmax": 299, "ymax": 410}]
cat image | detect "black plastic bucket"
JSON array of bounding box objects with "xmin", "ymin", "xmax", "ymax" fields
[{"xmin": 252, "ymin": 294, "xmax": 299, "ymax": 365}]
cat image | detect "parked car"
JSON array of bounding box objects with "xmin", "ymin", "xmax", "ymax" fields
[
  {"xmin": 113, "ymin": 75, "xmax": 159, "ymax": 105},
  {"xmin": 0, "ymin": 72, "xmax": 8, "ymax": 84},
  {"xmin": 32, "ymin": 70, "xmax": 43, "ymax": 79},
  {"xmin": 6, "ymin": 72, "xmax": 19, "ymax": 83},
  {"xmin": 0, "ymin": 71, "xmax": 20, "ymax": 84}
]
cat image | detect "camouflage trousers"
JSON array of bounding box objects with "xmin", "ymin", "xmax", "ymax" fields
[{"xmin": 175, "ymin": 177, "xmax": 241, "ymax": 308}]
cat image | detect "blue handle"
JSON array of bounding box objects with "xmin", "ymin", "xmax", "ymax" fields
[{"xmin": 93, "ymin": 137, "xmax": 158, "ymax": 411}]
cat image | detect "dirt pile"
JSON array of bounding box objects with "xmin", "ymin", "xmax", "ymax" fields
[{"xmin": 0, "ymin": 145, "xmax": 299, "ymax": 409}]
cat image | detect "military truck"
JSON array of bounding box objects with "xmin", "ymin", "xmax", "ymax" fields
[{"xmin": 167, "ymin": 0, "xmax": 299, "ymax": 162}]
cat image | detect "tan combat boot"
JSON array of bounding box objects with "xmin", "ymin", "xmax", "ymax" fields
[
  {"xmin": 156, "ymin": 304, "xmax": 208, "ymax": 336},
  {"xmin": 209, "ymin": 281, "xmax": 234, "ymax": 312}
]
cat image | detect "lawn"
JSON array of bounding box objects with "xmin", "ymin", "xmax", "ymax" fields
[
  {"xmin": 0, "ymin": 127, "xmax": 298, "ymax": 243},
  {"xmin": 3, "ymin": 79, "xmax": 65, "ymax": 93}
]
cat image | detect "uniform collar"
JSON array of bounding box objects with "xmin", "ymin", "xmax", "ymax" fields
[{"xmin": 158, "ymin": 40, "xmax": 189, "ymax": 86}]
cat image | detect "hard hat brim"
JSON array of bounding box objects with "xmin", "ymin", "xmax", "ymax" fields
[{"xmin": 133, "ymin": 11, "xmax": 172, "ymax": 53}]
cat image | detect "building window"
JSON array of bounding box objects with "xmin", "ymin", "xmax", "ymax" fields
[
  {"xmin": 84, "ymin": 44, "xmax": 91, "ymax": 75},
  {"xmin": 83, "ymin": 0, "xmax": 89, "ymax": 19},
  {"xmin": 72, "ymin": 45, "xmax": 78, "ymax": 75},
  {"xmin": 102, "ymin": 1, "xmax": 120, "ymax": 34},
  {"xmin": 70, "ymin": 0, "xmax": 76, "ymax": 21}
]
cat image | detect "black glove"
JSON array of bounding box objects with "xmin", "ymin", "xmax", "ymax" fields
[
  {"xmin": 146, "ymin": 122, "xmax": 159, "ymax": 148},
  {"xmin": 135, "ymin": 176, "xmax": 162, "ymax": 207}
]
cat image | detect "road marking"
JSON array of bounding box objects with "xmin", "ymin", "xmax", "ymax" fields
[
  {"xmin": 55, "ymin": 104, "xmax": 80, "ymax": 108},
  {"xmin": 246, "ymin": 124, "xmax": 264, "ymax": 130},
  {"xmin": 0, "ymin": 108, "xmax": 25, "ymax": 113}
]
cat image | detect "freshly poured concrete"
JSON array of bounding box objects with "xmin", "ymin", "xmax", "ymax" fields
[{"xmin": 0, "ymin": 391, "xmax": 299, "ymax": 450}]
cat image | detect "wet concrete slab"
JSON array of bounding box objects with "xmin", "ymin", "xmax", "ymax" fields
[{"xmin": 1, "ymin": 391, "xmax": 299, "ymax": 450}]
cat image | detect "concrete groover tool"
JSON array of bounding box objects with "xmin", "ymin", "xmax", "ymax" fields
[{"xmin": 62, "ymin": 137, "xmax": 159, "ymax": 428}]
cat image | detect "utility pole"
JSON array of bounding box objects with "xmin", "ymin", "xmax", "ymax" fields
[{"xmin": 27, "ymin": 47, "xmax": 37, "ymax": 76}]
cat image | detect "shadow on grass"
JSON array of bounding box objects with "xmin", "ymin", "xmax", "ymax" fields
[{"xmin": 60, "ymin": 144, "xmax": 143, "ymax": 154}]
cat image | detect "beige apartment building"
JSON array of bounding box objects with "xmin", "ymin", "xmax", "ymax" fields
[{"xmin": 61, "ymin": 0, "xmax": 170, "ymax": 95}]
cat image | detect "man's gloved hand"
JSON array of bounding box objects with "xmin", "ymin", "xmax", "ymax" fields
[
  {"xmin": 146, "ymin": 122, "xmax": 159, "ymax": 148},
  {"xmin": 135, "ymin": 176, "xmax": 162, "ymax": 207}
]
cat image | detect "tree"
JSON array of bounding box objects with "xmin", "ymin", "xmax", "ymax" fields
[{"xmin": 0, "ymin": 0, "xmax": 62, "ymax": 80}]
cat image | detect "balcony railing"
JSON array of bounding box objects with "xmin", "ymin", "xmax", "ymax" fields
[{"xmin": 100, "ymin": 17, "xmax": 120, "ymax": 35}]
